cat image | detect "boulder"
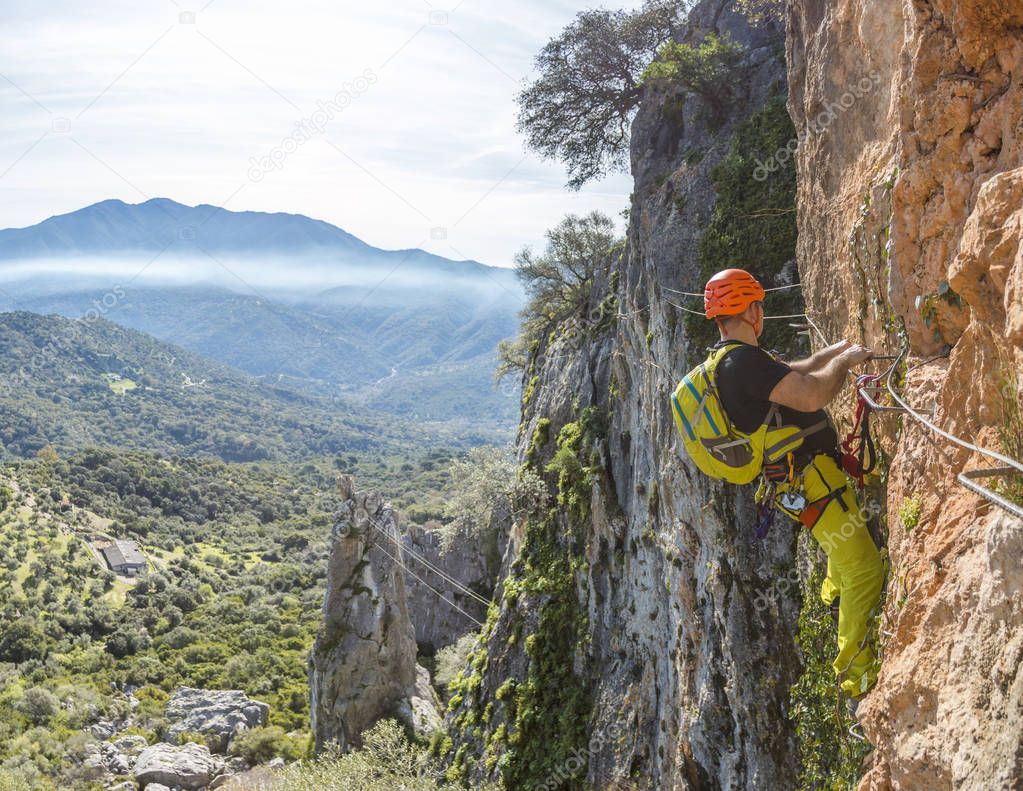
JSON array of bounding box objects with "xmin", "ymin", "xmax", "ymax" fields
[
  {"xmin": 165, "ymin": 687, "xmax": 269, "ymax": 752},
  {"xmin": 111, "ymin": 734, "xmax": 149, "ymax": 757},
  {"xmin": 144, "ymin": 785, "xmax": 172, "ymax": 791},
  {"xmin": 88, "ymin": 720, "xmax": 119, "ymax": 740},
  {"xmin": 133, "ymin": 742, "xmax": 217, "ymax": 790},
  {"xmin": 83, "ymin": 740, "xmax": 133, "ymax": 775}
]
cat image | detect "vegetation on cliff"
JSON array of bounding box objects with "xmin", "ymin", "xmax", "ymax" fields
[
  {"xmin": 686, "ymin": 93, "xmax": 803, "ymax": 356},
  {"xmin": 497, "ymin": 212, "xmax": 620, "ymax": 382},
  {"xmin": 437, "ymin": 404, "xmax": 607, "ymax": 790},
  {"xmin": 641, "ymin": 33, "xmax": 745, "ymax": 124}
]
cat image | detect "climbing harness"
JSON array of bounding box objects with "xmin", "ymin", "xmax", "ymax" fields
[
  {"xmin": 841, "ymin": 374, "xmax": 880, "ymax": 489},
  {"xmin": 765, "ymin": 454, "xmax": 852, "ymax": 532},
  {"xmin": 794, "ymin": 485, "xmax": 849, "ymax": 530}
]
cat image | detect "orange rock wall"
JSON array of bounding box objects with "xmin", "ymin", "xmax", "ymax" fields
[{"xmin": 786, "ymin": 1, "xmax": 1023, "ymax": 788}]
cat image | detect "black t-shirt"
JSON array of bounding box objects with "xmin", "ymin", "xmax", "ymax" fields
[{"xmin": 713, "ymin": 340, "xmax": 838, "ymax": 459}]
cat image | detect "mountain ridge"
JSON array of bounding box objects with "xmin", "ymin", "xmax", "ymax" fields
[
  {"xmin": 0, "ymin": 309, "xmax": 479, "ymax": 461},
  {"xmin": 0, "ymin": 197, "xmax": 512, "ymax": 282}
]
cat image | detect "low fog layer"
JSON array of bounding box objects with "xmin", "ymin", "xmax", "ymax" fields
[{"xmin": 0, "ymin": 254, "xmax": 524, "ymax": 307}]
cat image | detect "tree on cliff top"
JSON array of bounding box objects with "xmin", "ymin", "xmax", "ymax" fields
[{"xmin": 516, "ymin": 1, "xmax": 689, "ymax": 189}]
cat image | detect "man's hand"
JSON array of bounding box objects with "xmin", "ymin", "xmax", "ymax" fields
[
  {"xmin": 788, "ymin": 339, "xmax": 852, "ymax": 374},
  {"xmin": 842, "ymin": 344, "xmax": 873, "ymax": 366}
]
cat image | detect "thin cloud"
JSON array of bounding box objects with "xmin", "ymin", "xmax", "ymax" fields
[{"xmin": 0, "ymin": 0, "xmax": 641, "ymax": 265}]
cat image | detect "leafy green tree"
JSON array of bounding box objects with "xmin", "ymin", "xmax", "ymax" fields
[
  {"xmin": 516, "ymin": 1, "xmax": 688, "ymax": 188},
  {"xmin": 0, "ymin": 618, "xmax": 47, "ymax": 663},
  {"xmin": 498, "ymin": 212, "xmax": 619, "ymax": 380},
  {"xmin": 105, "ymin": 624, "xmax": 151, "ymax": 658},
  {"xmin": 640, "ymin": 33, "xmax": 745, "ymax": 124}
]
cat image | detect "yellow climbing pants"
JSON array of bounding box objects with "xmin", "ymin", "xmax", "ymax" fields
[{"xmin": 780, "ymin": 454, "xmax": 884, "ymax": 697}]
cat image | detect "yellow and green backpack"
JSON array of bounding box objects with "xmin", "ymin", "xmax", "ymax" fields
[{"xmin": 670, "ymin": 342, "xmax": 829, "ymax": 485}]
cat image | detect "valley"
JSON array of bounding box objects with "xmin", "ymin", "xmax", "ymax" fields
[{"xmin": 0, "ymin": 199, "xmax": 524, "ymax": 430}]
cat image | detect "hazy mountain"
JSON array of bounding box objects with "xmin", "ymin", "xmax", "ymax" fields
[
  {"xmin": 0, "ymin": 199, "xmax": 524, "ymax": 427},
  {"xmin": 0, "ymin": 198, "xmax": 505, "ymax": 279}
]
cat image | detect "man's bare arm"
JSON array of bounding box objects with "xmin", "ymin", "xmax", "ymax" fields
[
  {"xmin": 787, "ymin": 340, "xmax": 852, "ymax": 375},
  {"xmin": 769, "ymin": 345, "xmax": 872, "ymax": 412}
]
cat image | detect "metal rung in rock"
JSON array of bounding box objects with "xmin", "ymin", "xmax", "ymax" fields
[{"xmin": 958, "ymin": 467, "xmax": 1023, "ymax": 521}]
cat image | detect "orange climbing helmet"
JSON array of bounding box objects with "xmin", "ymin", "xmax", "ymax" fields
[{"xmin": 704, "ymin": 268, "xmax": 766, "ymax": 319}]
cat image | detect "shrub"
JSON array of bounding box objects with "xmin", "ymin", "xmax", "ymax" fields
[
  {"xmin": 640, "ymin": 33, "xmax": 746, "ymax": 124},
  {"xmin": 229, "ymin": 725, "xmax": 303, "ymax": 764},
  {"xmin": 899, "ymin": 494, "xmax": 922, "ymax": 532},
  {"xmin": 439, "ymin": 447, "xmax": 548, "ymax": 553},
  {"xmin": 0, "ymin": 770, "xmax": 36, "ymax": 791},
  {"xmin": 434, "ymin": 634, "xmax": 479, "ymax": 701},
  {"xmin": 14, "ymin": 688, "xmax": 60, "ymax": 725},
  {"xmin": 273, "ymin": 719, "xmax": 492, "ymax": 791}
]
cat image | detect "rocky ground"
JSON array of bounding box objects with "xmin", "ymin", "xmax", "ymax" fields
[{"xmin": 81, "ymin": 688, "xmax": 271, "ymax": 790}]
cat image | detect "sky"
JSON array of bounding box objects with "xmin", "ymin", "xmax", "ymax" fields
[{"xmin": 0, "ymin": 0, "xmax": 643, "ymax": 267}]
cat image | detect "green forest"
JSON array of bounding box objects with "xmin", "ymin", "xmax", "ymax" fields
[
  {"xmin": 0, "ymin": 443, "xmax": 464, "ymax": 788},
  {"xmin": 0, "ymin": 310, "xmax": 480, "ymax": 788}
]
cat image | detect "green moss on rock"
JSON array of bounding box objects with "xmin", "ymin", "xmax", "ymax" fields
[{"xmin": 686, "ymin": 94, "xmax": 801, "ymax": 359}]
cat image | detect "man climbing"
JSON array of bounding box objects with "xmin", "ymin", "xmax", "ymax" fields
[{"xmin": 674, "ymin": 268, "xmax": 884, "ymax": 714}]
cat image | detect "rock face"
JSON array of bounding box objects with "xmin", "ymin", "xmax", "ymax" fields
[
  {"xmin": 310, "ymin": 476, "xmax": 430, "ymax": 750},
  {"xmin": 165, "ymin": 687, "xmax": 269, "ymax": 752},
  {"xmin": 401, "ymin": 520, "xmax": 501, "ymax": 653},
  {"xmin": 133, "ymin": 742, "xmax": 218, "ymax": 790},
  {"xmin": 441, "ymin": 3, "xmax": 806, "ymax": 789},
  {"xmin": 786, "ymin": 0, "xmax": 1023, "ymax": 788},
  {"xmin": 398, "ymin": 663, "xmax": 445, "ymax": 738}
]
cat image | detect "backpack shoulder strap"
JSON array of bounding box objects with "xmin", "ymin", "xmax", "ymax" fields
[{"xmin": 704, "ymin": 340, "xmax": 745, "ymax": 370}]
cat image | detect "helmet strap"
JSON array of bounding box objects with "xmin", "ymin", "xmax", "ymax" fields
[
  {"xmin": 743, "ymin": 315, "xmax": 763, "ymax": 336},
  {"xmin": 717, "ymin": 314, "xmax": 762, "ymax": 338}
]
